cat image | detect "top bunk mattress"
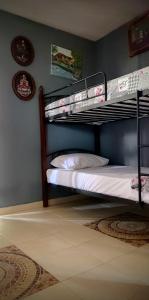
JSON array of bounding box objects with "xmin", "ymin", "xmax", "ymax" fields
[
  {"xmin": 47, "ymin": 165, "xmax": 149, "ymax": 204},
  {"xmin": 45, "ymin": 66, "xmax": 149, "ymax": 119}
]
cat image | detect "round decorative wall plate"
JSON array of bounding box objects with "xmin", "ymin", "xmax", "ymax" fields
[
  {"xmin": 11, "ymin": 36, "xmax": 34, "ymax": 66},
  {"xmin": 12, "ymin": 71, "xmax": 36, "ymax": 101}
]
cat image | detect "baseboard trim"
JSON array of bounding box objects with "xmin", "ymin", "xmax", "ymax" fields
[
  {"xmin": 0, "ymin": 201, "xmax": 42, "ymax": 216},
  {"xmin": 0, "ymin": 194, "xmax": 86, "ymax": 216}
]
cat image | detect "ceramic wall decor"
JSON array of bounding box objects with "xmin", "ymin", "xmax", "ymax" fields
[{"xmin": 12, "ymin": 71, "xmax": 36, "ymax": 100}]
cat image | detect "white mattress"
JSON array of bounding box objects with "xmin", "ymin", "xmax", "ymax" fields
[{"xmin": 46, "ymin": 166, "xmax": 149, "ymax": 204}]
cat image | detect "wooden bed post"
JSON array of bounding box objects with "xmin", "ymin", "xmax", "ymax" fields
[{"xmin": 39, "ymin": 86, "xmax": 49, "ymax": 207}]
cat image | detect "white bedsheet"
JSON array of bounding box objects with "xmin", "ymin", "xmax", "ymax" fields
[{"xmin": 46, "ymin": 166, "xmax": 149, "ymax": 204}]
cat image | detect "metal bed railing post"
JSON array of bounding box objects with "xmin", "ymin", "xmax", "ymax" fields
[
  {"xmin": 137, "ymin": 90, "xmax": 143, "ymax": 207},
  {"xmin": 39, "ymin": 86, "xmax": 49, "ymax": 207},
  {"xmin": 84, "ymin": 78, "xmax": 88, "ymax": 98},
  {"xmin": 103, "ymin": 72, "xmax": 107, "ymax": 101}
]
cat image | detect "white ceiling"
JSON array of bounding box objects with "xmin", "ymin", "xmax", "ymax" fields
[{"xmin": 0, "ymin": 0, "xmax": 148, "ymax": 41}]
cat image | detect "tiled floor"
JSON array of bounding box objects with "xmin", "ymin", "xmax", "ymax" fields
[{"xmin": 0, "ymin": 196, "xmax": 149, "ymax": 300}]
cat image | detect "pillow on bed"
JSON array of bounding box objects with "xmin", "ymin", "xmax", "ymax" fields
[{"xmin": 50, "ymin": 153, "xmax": 109, "ymax": 170}]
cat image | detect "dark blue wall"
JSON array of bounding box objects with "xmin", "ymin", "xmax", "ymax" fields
[
  {"xmin": 95, "ymin": 24, "xmax": 149, "ymax": 166},
  {"xmin": 95, "ymin": 24, "xmax": 149, "ymax": 80},
  {"xmin": 100, "ymin": 118, "xmax": 149, "ymax": 167},
  {"xmin": 47, "ymin": 124, "xmax": 95, "ymax": 154},
  {"xmin": 1, "ymin": 10, "xmax": 149, "ymax": 207},
  {"xmin": 0, "ymin": 10, "xmax": 96, "ymax": 207}
]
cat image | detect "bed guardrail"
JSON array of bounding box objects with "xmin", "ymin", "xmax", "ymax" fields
[{"xmin": 44, "ymin": 71, "xmax": 107, "ymax": 103}]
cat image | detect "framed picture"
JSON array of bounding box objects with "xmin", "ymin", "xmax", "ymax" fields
[
  {"xmin": 11, "ymin": 36, "xmax": 34, "ymax": 66},
  {"xmin": 12, "ymin": 71, "xmax": 36, "ymax": 101},
  {"xmin": 128, "ymin": 11, "xmax": 149, "ymax": 57},
  {"xmin": 51, "ymin": 44, "xmax": 83, "ymax": 80}
]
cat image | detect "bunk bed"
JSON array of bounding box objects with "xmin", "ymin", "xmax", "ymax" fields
[{"xmin": 39, "ymin": 67, "xmax": 149, "ymax": 207}]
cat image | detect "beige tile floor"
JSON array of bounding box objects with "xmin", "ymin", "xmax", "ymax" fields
[{"xmin": 0, "ymin": 196, "xmax": 149, "ymax": 300}]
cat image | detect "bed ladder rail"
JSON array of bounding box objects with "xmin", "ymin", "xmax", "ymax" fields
[{"xmin": 137, "ymin": 90, "xmax": 149, "ymax": 207}]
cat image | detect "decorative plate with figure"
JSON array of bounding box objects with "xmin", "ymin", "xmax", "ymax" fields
[
  {"xmin": 12, "ymin": 71, "xmax": 36, "ymax": 100},
  {"xmin": 11, "ymin": 36, "xmax": 34, "ymax": 66}
]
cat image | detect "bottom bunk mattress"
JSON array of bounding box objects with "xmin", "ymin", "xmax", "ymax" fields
[{"xmin": 46, "ymin": 165, "xmax": 149, "ymax": 204}]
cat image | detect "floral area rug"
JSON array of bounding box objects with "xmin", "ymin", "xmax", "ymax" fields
[
  {"xmin": 0, "ymin": 245, "xmax": 59, "ymax": 300},
  {"xmin": 85, "ymin": 212, "xmax": 149, "ymax": 247}
]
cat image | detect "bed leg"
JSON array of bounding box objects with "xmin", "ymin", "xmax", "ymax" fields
[{"xmin": 43, "ymin": 182, "xmax": 49, "ymax": 207}]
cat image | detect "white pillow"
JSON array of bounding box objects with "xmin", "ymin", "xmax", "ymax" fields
[{"xmin": 50, "ymin": 153, "xmax": 109, "ymax": 170}]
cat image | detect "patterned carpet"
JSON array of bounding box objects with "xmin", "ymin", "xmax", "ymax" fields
[
  {"xmin": 86, "ymin": 212, "xmax": 149, "ymax": 247},
  {"xmin": 0, "ymin": 245, "xmax": 59, "ymax": 300}
]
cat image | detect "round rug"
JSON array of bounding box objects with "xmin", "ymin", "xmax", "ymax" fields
[
  {"xmin": 0, "ymin": 245, "xmax": 58, "ymax": 300},
  {"xmin": 0, "ymin": 250, "xmax": 40, "ymax": 300},
  {"xmin": 98, "ymin": 213, "xmax": 149, "ymax": 241}
]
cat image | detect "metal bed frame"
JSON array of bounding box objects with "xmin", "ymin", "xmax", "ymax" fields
[{"xmin": 39, "ymin": 71, "xmax": 149, "ymax": 207}]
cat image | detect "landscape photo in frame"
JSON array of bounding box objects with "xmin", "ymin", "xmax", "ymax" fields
[{"xmin": 51, "ymin": 44, "xmax": 83, "ymax": 80}]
